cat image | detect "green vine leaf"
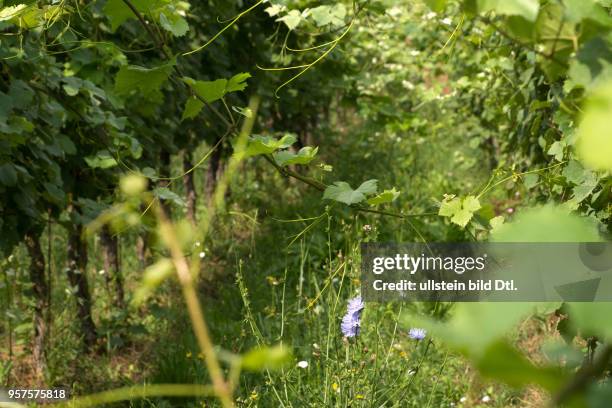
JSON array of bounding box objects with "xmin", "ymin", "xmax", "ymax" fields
[
  {"xmin": 438, "ymin": 196, "xmax": 462, "ymax": 217},
  {"xmin": 245, "ymin": 134, "xmax": 297, "ymax": 157},
  {"xmin": 153, "ymin": 187, "xmax": 186, "ymax": 207},
  {"xmin": 104, "ymin": 0, "xmax": 190, "ymax": 36},
  {"xmin": 185, "ymin": 78, "xmax": 227, "ymax": 103},
  {"xmin": 159, "ymin": 11, "xmax": 189, "ymax": 37},
  {"xmin": 439, "ymin": 195, "xmax": 482, "ymax": 227},
  {"xmin": 276, "ymin": 10, "xmax": 302, "ymax": 30},
  {"xmin": 181, "ymin": 73, "xmax": 251, "ymax": 118},
  {"xmin": 265, "ymin": 4, "xmax": 286, "ymax": 17},
  {"xmin": 476, "ymin": 0, "xmax": 540, "ymax": 22},
  {"xmin": 0, "ymin": 163, "xmax": 18, "ymax": 186},
  {"xmin": 310, "ymin": 4, "xmax": 346, "ymax": 28},
  {"xmin": 84, "ymin": 150, "xmax": 118, "ymax": 169},
  {"xmin": 366, "ymin": 188, "xmax": 400, "ymax": 206},
  {"xmin": 273, "ymin": 146, "xmax": 318, "ymax": 166},
  {"xmin": 226, "ymin": 73, "xmax": 252, "ymax": 93},
  {"xmin": 115, "ymin": 61, "xmax": 175, "ymax": 102},
  {"xmin": 181, "ymin": 96, "xmax": 204, "ymax": 121},
  {"xmin": 323, "ymin": 180, "xmax": 378, "ymax": 205}
]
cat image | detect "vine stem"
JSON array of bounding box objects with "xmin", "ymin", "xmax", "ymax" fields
[
  {"xmin": 263, "ymin": 154, "xmax": 327, "ymax": 191},
  {"xmin": 480, "ymin": 16, "xmax": 570, "ymax": 69},
  {"xmin": 476, "ymin": 161, "xmax": 566, "ymax": 199},
  {"xmin": 264, "ymin": 154, "xmax": 437, "ymax": 219},
  {"xmin": 182, "ymin": 0, "xmax": 265, "ymax": 56}
]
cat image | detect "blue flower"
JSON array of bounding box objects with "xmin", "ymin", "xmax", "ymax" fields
[
  {"xmin": 346, "ymin": 296, "xmax": 364, "ymax": 316},
  {"xmin": 408, "ymin": 328, "xmax": 426, "ymax": 341},
  {"xmin": 341, "ymin": 296, "xmax": 364, "ymax": 338}
]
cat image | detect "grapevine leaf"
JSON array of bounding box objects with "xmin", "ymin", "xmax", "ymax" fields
[
  {"xmin": 439, "ymin": 195, "xmax": 481, "ymax": 227},
  {"xmin": 188, "ymin": 78, "xmax": 227, "ymax": 103},
  {"xmin": 62, "ymin": 77, "xmax": 83, "ymax": 96},
  {"xmin": 462, "ymin": 195, "xmax": 482, "ymax": 213},
  {"xmin": 115, "ymin": 61, "xmax": 175, "ymax": 102},
  {"xmin": 153, "ymin": 187, "xmax": 186, "ymax": 207},
  {"xmin": 451, "ymin": 209, "xmax": 474, "ymax": 228},
  {"xmin": 547, "ymin": 141, "xmax": 565, "ymax": 161},
  {"xmin": 245, "ymin": 134, "xmax": 297, "ymax": 157},
  {"xmin": 310, "ymin": 6, "xmax": 333, "ymax": 26},
  {"xmin": 277, "ymin": 10, "xmax": 302, "ymax": 30},
  {"xmin": 103, "ymin": 0, "xmax": 141, "ymax": 31},
  {"xmin": 181, "ymin": 96, "xmax": 204, "ymax": 121},
  {"xmin": 536, "ymin": 3, "xmax": 575, "ymax": 79},
  {"xmin": 567, "ymin": 172, "xmax": 598, "ymax": 208},
  {"xmin": 424, "ymin": 0, "xmax": 448, "ymax": 12},
  {"xmin": 84, "ymin": 150, "xmax": 118, "ymax": 169},
  {"xmin": 43, "ymin": 182, "xmax": 64, "ymax": 203},
  {"xmin": 323, "ymin": 179, "xmax": 378, "ymax": 205},
  {"xmin": 0, "ymin": 163, "xmax": 18, "ymax": 186},
  {"xmin": 183, "ymin": 73, "xmax": 250, "ymax": 104},
  {"xmin": 310, "ymin": 4, "xmax": 346, "ymax": 27},
  {"xmin": 273, "ymin": 146, "xmax": 318, "ymax": 166},
  {"xmin": 366, "ymin": 188, "xmax": 400, "ymax": 206},
  {"xmin": 562, "ymin": 160, "xmax": 587, "ymax": 185},
  {"xmin": 56, "ymin": 135, "xmax": 76, "ymax": 155},
  {"xmin": 226, "ymin": 72, "xmax": 252, "ymax": 93},
  {"xmin": 355, "ymin": 179, "xmax": 378, "ymax": 195},
  {"xmin": 265, "ymin": 5, "xmax": 286, "ymax": 17},
  {"xmin": 0, "ymin": 5, "xmax": 28, "ymax": 22},
  {"xmin": 476, "ymin": 0, "xmax": 539, "ymax": 22},
  {"xmin": 523, "ymin": 174, "xmax": 539, "ymax": 189},
  {"xmin": 566, "ymin": 37, "xmax": 612, "ymax": 92},
  {"xmin": 439, "ymin": 197, "xmax": 461, "ymax": 217},
  {"xmin": 563, "ymin": 0, "xmax": 612, "ymax": 25},
  {"xmin": 104, "ymin": 0, "xmax": 189, "ymax": 36},
  {"xmin": 159, "ymin": 11, "xmax": 189, "ymax": 37}
]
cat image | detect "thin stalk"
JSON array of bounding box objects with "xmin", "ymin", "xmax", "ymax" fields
[{"xmin": 154, "ymin": 204, "xmax": 233, "ymax": 407}]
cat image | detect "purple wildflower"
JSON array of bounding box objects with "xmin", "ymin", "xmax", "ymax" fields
[
  {"xmin": 347, "ymin": 296, "xmax": 364, "ymax": 316},
  {"xmin": 341, "ymin": 296, "xmax": 364, "ymax": 338},
  {"xmin": 408, "ymin": 328, "xmax": 427, "ymax": 341}
]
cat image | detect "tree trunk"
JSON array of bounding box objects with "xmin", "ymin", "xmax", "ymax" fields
[
  {"xmin": 24, "ymin": 232, "xmax": 48, "ymax": 379},
  {"xmin": 45, "ymin": 214, "xmax": 52, "ymax": 346},
  {"xmin": 66, "ymin": 224, "xmax": 97, "ymax": 350},
  {"xmin": 205, "ymin": 139, "xmax": 222, "ymax": 202},
  {"xmin": 3, "ymin": 266, "xmax": 13, "ymax": 360},
  {"xmin": 183, "ymin": 150, "xmax": 197, "ymax": 226},
  {"xmin": 100, "ymin": 226, "xmax": 125, "ymax": 309},
  {"xmin": 158, "ymin": 149, "xmax": 172, "ymax": 217},
  {"xmin": 136, "ymin": 234, "xmax": 148, "ymax": 269}
]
